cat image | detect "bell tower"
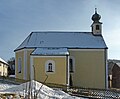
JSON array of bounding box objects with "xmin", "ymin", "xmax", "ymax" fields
[{"xmin": 91, "ymin": 8, "xmax": 102, "ymax": 35}]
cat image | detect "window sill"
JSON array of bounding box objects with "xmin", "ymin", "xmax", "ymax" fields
[
  {"xmin": 47, "ymin": 71, "xmax": 53, "ymax": 72},
  {"xmin": 46, "ymin": 71, "xmax": 55, "ymax": 74}
]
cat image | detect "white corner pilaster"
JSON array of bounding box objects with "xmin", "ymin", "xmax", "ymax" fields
[
  {"xmin": 67, "ymin": 55, "xmax": 70, "ymax": 86},
  {"xmin": 24, "ymin": 49, "xmax": 27, "ymax": 80}
]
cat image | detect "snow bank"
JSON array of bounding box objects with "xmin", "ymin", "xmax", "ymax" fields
[
  {"xmin": 0, "ymin": 82, "xmax": 15, "ymax": 91},
  {"xmin": 2, "ymin": 80, "xmax": 86, "ymax": 99}
]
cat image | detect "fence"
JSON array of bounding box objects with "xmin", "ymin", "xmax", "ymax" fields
[
  {"xmin": 45, "ymin": 83, "xmax": 120, "ymax": 99},
  {"xmin": 68, "ymin": 87, "xmax": 120, "ymax": 98},
  {"xmin": 0, "ymin": 76, "xmax": 28, "ymax": 84}
]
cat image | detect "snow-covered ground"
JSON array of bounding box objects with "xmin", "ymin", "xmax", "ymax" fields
[
  {"xmin": 0, "ymin": 81, "xmax": 16, "ymax": 91},
  {"xmin": 0, "ymin": 80, "xmax": 87, "ymax": 99}
]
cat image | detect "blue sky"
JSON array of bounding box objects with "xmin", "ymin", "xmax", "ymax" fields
[{"xmin": 0, "ymin": 0, "xmax": 120, "ymax": 61}]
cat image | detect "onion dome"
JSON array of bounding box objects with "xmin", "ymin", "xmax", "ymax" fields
[{"xmin": 92, "ymin": 8, "xmax": 101, "ymax": 22}]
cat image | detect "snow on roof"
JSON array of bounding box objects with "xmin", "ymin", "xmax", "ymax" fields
[
  {"xmin": 31, "ymin": 48, "xmax": 69, "ymax": 56},
  {"xmin": 15, "ymin": 31, "xmax": 107, "ymax": 51},
  {"xmin": 116, "ymin": 63, "xmax": 120, "ymax": 67},
  {"xmin": 0, "ymin": 57, "xmax": 8, "ymax": 65}
]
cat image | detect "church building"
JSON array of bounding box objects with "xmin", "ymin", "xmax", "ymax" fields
[{"xmin": 14, "ymin": 9, "xmax": 108, "ymax": 89}]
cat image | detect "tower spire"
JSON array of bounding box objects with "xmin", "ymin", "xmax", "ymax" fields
[
  {"xmin": 91, "ymin": 8, "xmax": 102, "ymax": 35},
  {"xmin": 95, "ymin": 8, "xmax": 97, "ymax": 13},
  {"xmin": 92, "ymin": 8, "xmax": 101, "ymax": 22}
]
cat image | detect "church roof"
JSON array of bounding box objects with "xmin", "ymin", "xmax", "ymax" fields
[
  {"xmin": 15, "ymin": 31, "xmax": 107, "ymax": 51},
  {"xmin": 31, "ymin": 48, "xmax": 69, "ymax": 56}
]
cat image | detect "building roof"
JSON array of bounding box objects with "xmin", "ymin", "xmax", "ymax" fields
[
  {"xmin": 0, "ymin": 57, "xmax": 8, "ymax": 65},
  {"xmin": 31, "ymin": 48, "xmax": 69, "ymax": 56},
  {"xmin": 108, "ymin": 60, "xmax": 120, "ymax": 75},
  {"xmin": 116, "ymin": 63, "xmax": 120, "ymax": 67},
  {"xmin": 15, "ymin": 31, "xmax": 107, "ymax": 51}
]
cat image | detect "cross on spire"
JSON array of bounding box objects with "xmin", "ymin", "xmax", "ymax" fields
[{"xmin": 95, "ymin": 8, "xmax": 97, "ymax": 13}]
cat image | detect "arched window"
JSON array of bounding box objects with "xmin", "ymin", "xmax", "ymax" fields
[
  {"xmin": 70, "ymin": 59, "xmax": 73, "ymax": 72},
  {"xmin": 69, "ymin": 57, "xmax": 75, "ymax": 73},
  {"xmin": 45, "ymin": 60, "xmax": 55, "ymax": 73},
  {"xmin": 48, "ymin": 63, "xmax": 53, "ymax": 72},
  {"xmin": 18, "ymin": 57, "xmax": 22, "ymax": 73},
  {"xmin": 96, "ymin": 25, "xmax": 99, "ymax": 30}
]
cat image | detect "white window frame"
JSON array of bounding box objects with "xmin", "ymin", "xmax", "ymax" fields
[
  {"xmin": 45, "ymin": 60, "xmax": 55, "ymax": 74},
  {"xmin": 18, "ymin": 57, "xmax": 22, "ymax": 73}
]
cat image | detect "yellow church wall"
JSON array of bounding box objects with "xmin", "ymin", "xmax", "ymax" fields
[
  {"xmin": 15, "ymin": 49, "xmax": 34, "ymax": 80},
  {"xmin": 32, "ymin": 56, "xmax": 67, "ymax": 85},
  {"xmin": 15, "ymin": 48, "xmax": 107, "ymax": 89},
  {"xmin": 15, "ymin": 50, "xmax": 24, "ymax": 79},
  {"xmin": 69, "ymin": 49, "xmax": 106, "ymax": 89}
]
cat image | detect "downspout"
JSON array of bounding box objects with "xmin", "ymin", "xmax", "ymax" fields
[
  {"xmin": 67, "ymin": 55, "xmax": 70, "ymax": 86},
  {"xmin": 30, "ymin": 56, "xmax": 34, "ymax": 80}
]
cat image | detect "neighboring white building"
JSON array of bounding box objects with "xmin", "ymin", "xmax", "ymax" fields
[{"xmin": 0, "ymin": 57, "xmax": 8, "ymax": 76}]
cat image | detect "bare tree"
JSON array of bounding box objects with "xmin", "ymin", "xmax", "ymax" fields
[{"xmin": 7, "ymin": 57, "xmax": 15, "ymax": 75}]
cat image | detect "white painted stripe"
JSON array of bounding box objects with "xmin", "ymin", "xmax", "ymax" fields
[
  {"xmin": 67, "ymin": 56, "xmax": 70, "ymax": 86},
  {"xmin": 24, "ymin": 49, "xmax": 27, "ymax": 80},
  {"xmin": 105, "ymin": 49, "xmax": 108, "ymax": 89}
]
